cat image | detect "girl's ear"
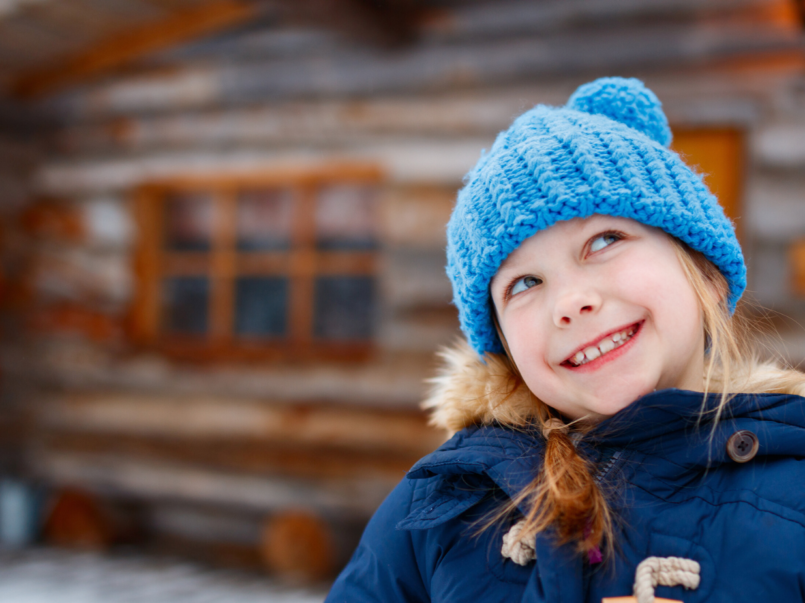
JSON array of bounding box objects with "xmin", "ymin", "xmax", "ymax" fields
[{"xmin": 706, "ymin": 265, "xmax": 730, "ymax": 310}]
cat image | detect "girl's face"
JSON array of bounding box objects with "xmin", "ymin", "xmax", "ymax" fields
[{"xmin": 490, "ymin": 215, "xmax": 706, "ymax": 422}]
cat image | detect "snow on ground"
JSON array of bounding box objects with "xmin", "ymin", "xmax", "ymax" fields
[{"xmin": 0, "ymin": 547, "xmax": 328, "ymax": 603}]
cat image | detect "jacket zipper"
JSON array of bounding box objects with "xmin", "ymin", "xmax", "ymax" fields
[{"xmin": 594, "ymin": 448, "xmax": 623, "ymax": 485}]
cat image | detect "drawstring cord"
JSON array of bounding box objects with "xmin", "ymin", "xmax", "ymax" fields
[
  {"xmin": 500, "ymin": 518, "xmax": 600, "ymax": 566},
  {"xmin": 500, "ymin": 519, "xmax": 535, "ymax": 566},
  {"xmin": 501, "ymin": 526, "xmax": 701, "ymax": 603},
  {"xmin": 632, "ymin": 556, "xmax": 700, "ymax": 603}
]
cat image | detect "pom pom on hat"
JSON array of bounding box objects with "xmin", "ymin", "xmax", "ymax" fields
[
  {"xmin": 566, "ymin": 77, "xmax": 672, "ymax": 147},
  {"xmin": 446, "ymin": 76, "xmax": 746, "ymax": 357}
]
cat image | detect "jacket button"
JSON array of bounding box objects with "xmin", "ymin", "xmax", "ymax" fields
[{"xmin": 726, "ymin": 430, "xmax": 759, "ymax": 463}]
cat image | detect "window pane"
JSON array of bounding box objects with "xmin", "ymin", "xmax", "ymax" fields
[
  {"xmin": 162, "ymin": 277, "xmax": 209, "ymax": 335},
  {"xmin": 237, "ymin": 189, "xmax": 293, "ymax": 251},
  {"xmin": 314, "ymin": 276, "xmax": 374, "ymax": 340},
  {"xmin": 316, "ymin": 185, "xmax": 377, "ymax": 250},
  {"xmin": 235, "ymin": 277, "xmax": 288, "ymax": 337},
  {"xmin": 164, "ymin": 192, "xmax": 213, "ymax": 251}
]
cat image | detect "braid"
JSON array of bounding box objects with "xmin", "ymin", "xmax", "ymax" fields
[
  {"xmin": 525, "ymin": 426, "xmax": 612, "ymax": 553},
  {"xmin": 490, "ymin": 311, "xmax": 613, "ymax": 555}
]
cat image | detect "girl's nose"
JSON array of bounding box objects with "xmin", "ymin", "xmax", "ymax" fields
[{"xmin": 552, "ymin": 289, "xmax": 602, "ymax": 327}]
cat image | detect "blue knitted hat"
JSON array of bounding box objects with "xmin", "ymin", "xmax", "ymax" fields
[{"xmin": 447, "ymin": 77, "xmax": 746, "ymax": 356}]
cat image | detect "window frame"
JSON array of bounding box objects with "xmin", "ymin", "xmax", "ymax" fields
[{"xmin": 130, "ymin": 163, "xmax": 383, "ymax": 362}]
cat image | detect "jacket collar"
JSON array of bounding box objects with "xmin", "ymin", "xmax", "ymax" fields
[
  {"xmin": 411, "ymin": 387, "xmax": 805, "ymax": 504},
  {"xmin": 589, "ymin": 388, "xmax": 805, "ymax": 470}
]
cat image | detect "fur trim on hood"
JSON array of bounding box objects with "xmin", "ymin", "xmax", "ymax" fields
[
  {"xmin": 422, "ymin": 339, "xmax": 544, "ymax": 436},
  {"xmin": 423, "ymin": 339, "xmax": 805, "ymax": 437}
]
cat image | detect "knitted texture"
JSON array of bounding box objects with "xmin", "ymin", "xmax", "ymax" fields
[{"xmin": 446, "ymin": 76, "xmax": 746, "ymax": 356}]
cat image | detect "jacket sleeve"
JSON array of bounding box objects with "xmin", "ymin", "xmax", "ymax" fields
[{"xmin": 325, "ymin": 477, "xmax": 430, "ymax": 603}]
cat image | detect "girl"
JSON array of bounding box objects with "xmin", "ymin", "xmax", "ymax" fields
[{"xmin": 325, "ymin": 77, "xmax": 805, "ymax": 603}]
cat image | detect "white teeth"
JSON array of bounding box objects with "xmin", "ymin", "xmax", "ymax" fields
[
  {"xmin": 583, "ymin": 346, "xmax": 601, "ymax": 361},
  {"xmin": 567, "ymin": 324, "xmax": 639, "ymax": 367},
  {"xmin": 598, "ymin": 338, "xmax": 616, "ymax": 354}
]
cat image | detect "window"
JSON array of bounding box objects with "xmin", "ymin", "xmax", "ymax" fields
[{"xmin": 131, "ymin": 165, "xmax": 382, "ymax": 361}]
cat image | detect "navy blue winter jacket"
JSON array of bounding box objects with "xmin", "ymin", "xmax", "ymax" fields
[{"xmin": 326, "ymin": 389, "xmax": 805, "ymax": 602}]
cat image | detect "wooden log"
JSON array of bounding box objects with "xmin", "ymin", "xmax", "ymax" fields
[
  {"xmin": 32, "ymin": 450, "xmax": 398, "ymax": 517},
  {"xmin": 421, "ymin": 0, "xmax": 767, "ymax": 40},
  {"xmin": 0, "ymin": 172, "xmax": 33, "ymax": 208},
  {"xmin": 382, "ymin": 249, "xmax": 453, "ymax": 310},
  {"xmin": 148, "ymin": 531, "xmax": 263, "ymax": 570},
  {"xmin": 20, "ymin": 200, "xmax": 84, "ymax": 242},
  {"xmin": 12, "ymin": 0, "xmax": 260, "ymax": 98},
  {"xmin": 746, "ymin": 240, "xmax": 794, "ymax": 309},
  {"xmin": 38, "ymin": 392, "xmax": 443, "ymax": 456},
  {"xmin": 42, "ymin": 487, "xmax": 118, "ymax": 550},
  {"xmin": 27, "ymin": 302, "xmax": 124, "ymax": 343},
  {"xmin": 29, "ymin": 246, "xmax": 133, "ymax": 306},
  {"xmin": 380, "ymin": 305, "xmax": 460, "ymax": 352},
  {"xmin": 149, "ymin": 502, "xmax": 264, "ymax": 546},
  {"xmin": 46, "ymin": 14, "xmax": 805, "ymax": 117},
  {"xmin": 744, "ymin": 174, "xmax": 805, "ymax": 239},
  {"xmin": 3, "ymin": 346, "xmax": 433, "ymax": 409},
  {"xmin": 80, "ymin": 197, "xmax": 135, "ymax": 250},
  {"xmin": 121, "ymin": 0, "xmax": 789, "ymax": 63},
  {"xmin": 754, "ymin": 122, "xmax": 805, "ymax": 169},
  {"xmin": 260, "ymin": 510, "xmax": 362, "ymax": 581},
  {"xmin": 381, "ymin": 185, "xmax": 455, "ymax": 249},
  {"xmin": 40, "ymin": 430, "xmax": 423, "ymax": 482},
  {"xmin": 0, "ymin": 136, "xmax": 40, "ymax": 166},
  {"xmin": 52, "ymin": 94, "xmax": 527, "ymax": 151},
  {"xmin": 142, "ymin": 26, "xmax": 805, "ymax": 106},
  {"xmin": 261, "ymin": 511, "xmax": 334, "ymax": 580},
  {"xmin": 0, "ymin": 405, "xmax": 31, "ymax": 474},
  {"xmin": 281, "ymin": 0, "xmax": 419, "ymax": 48},
  {"xmin": 35, "ymin": 141, "xmax": 482, "ymax": 193}
]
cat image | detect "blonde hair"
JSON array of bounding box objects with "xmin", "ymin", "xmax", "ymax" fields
[{"xmin": 484, "ymin": 239, "xmax": 805, "ymax": 558}]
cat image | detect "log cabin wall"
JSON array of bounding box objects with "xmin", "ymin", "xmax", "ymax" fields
[{"xmin": 0, "ymin": 0, "xmax": 804, "ymax": 578}]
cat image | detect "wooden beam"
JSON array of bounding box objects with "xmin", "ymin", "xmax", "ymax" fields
[
  {"xmin": 33, "ymin": 450, "xmax": 396, "ymax": 516},
  {"xmin": 12, "ymin": 0, "xmax": 259, "ymax": 99},
  {"xmin": 41, "ymin": 431, "xmax": 421, "ymax": 482},
  {"xmin": 39, "ymin": 392, "xmax": 443, "ymax": 456},
  {"xmin": 284, "ymin": 0, "xmax": 421, "ymax": 48},
  {"xmin": 795, "ymin": 0, "xmax": 805, "ymax": 28}
]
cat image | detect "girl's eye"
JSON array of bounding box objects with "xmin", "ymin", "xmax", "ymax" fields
[
  {"xmin": 510, "ymin": 275, "xmax": 542, "ymax": 297},
  {"xmin": 589, "ymin": 232, "xmax": 621, "ymax": 253}
]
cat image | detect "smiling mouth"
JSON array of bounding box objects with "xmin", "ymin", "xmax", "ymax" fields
[{"xmin": 562, "ymin": 321, "xmax": 643, "ymax": 368}]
